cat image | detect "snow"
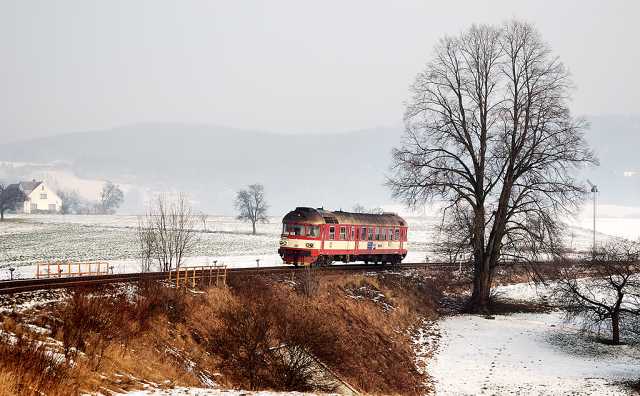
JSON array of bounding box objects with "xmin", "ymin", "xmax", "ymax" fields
[
  {"xmin": 418, "ymin": 279, "xmax": 640, "ymax": 395},
  {"xmin": 426, "ymin": 312, "xmax": 640, "ymax": 395},
  {"xmin": 120, "ymin": 387, "xmax": 332, "ymax": 395},
  {"xmin": 0, "ymin": 209, "xmax": 636, "ymax": 280}
]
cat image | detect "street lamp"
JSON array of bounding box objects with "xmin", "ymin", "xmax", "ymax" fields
[{"xmin": 587, "ymin": 179, "xmax": 598, "ymax": 258}]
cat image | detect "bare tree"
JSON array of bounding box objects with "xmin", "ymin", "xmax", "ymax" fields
[
  {"xmin": 137, "ymin": 193, "xmax": 200, "ymax": 271},
  {"xmin": 199, "ymin": 211, "xmax": 209, "ymax": 232},
  {"xmin": 555, "ymin": 240, "xmax": 640, "ymax": 345},
  {"xmin": 99, "ymin": 181, "xmax": 124, "ymax": 214},
  {"xmin": 388, "ymin": 21, "xmax": 596, "ymax": 312},
  {"xmin": 57, "ymin": 189, "xmax": 82, "ymax": 214},
  {"xmin": 235, "ymin": 184, "xmax": 268, "ymax": 235},
  {"xmin": 352, "ymin": 204, "xmax": 384, "ymax": 214},
  {"xmin": 0, "ymin": 183, "xmax": 25, "ymax": 221},
  {"xmin": 136, "ymin": 216, "xmax": 156, "ymax": 272}
]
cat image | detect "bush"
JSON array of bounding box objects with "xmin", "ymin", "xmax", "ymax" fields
[
  {"xmin": 0, "ymin": 334, "xmax": 70, "ymax": 395},
  {"xmin": 207, "ymin": 286, "xmax": 339, "ymax": 392}
]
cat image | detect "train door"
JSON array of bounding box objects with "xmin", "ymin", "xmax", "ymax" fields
[{"xmin": 349, "ymin": 225, "xmax": 358, "ymax": 254}]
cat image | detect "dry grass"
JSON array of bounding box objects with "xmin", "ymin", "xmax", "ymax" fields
[
  {"xmin": 0, "ymin": 270, "xmax": 446, "ymax": 395},
  {"xmin": 0, "ymin": 333, "xmax": 71, "ymax": 396}
]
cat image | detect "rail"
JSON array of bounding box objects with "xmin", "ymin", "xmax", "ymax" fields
[{"xmin": 0, "ymin": 260, "xmax": 592, "ymax": 295}]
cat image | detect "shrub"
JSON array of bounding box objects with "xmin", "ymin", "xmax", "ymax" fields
[{"xmin": 0, "ymin": 334, "xmax": 70, "ymax": 395}]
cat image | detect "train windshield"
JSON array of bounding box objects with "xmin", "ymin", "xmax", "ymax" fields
[
  {"xmin": 283, "ymin": 223, "xmax": 304, "ymax": 236},
  {"xmin": 306, "ymin": 226, "xmax": 320, "ymax": 237},
  {"xmin": 283, "ymin": 223, "xmax": 320, "ymax": 237}
]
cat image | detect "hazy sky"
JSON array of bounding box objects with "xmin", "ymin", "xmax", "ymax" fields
[{"xmin": 1, "ymin": 0, "xmax": 639, "ymax": 142}]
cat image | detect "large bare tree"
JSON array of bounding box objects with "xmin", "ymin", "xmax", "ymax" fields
[
  {"xmin": 388, "ymin": 21, "xmax": 596, "ymax": 311},
  {"xmin": 235, "ymin": 184, "xmax": 268, "ymax": 235}
]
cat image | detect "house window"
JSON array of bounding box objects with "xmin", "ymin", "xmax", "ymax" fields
[
  {"xmin": 329, "ymin": 226, "xmax": 335, "ymax": 240},
  {"xmin": 339, "ymin": 226, "xmax": 346, "ymax": 240},
  {"xmin": 49, "ymin": 204, "xmax": 56, "ymax": 211},
  {"xmin": 30, "ymin": 203, "xmax": 37, "ymax": 211},
  {"xmin": 40, "ymin": 193, "xmax": 47, "ymax": 199}
]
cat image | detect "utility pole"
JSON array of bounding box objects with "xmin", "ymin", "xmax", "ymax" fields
[{"xmin": 587, "ymin": 180, "xmax": 598, "ymax": 258}]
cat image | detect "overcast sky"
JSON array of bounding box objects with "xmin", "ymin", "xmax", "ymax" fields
[{"xmin": 1, "ymin": 0, "xmax": 639, "ymax": 142}]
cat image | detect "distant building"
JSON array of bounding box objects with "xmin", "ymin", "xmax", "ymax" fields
[{"xmin": 7, "ymin": 180, "xmax": 62, "ymax": 214}]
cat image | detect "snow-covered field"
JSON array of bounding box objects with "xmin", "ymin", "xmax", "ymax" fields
[
  {"xmin": 0, "ymin": 214, "xmax": 441, "ymax": 279},
  {"xmin": 422, "ymin": 281, "xmax": 640, "ymax": 395},
  {"xmin": 0, "ymin": 206, "xmax": 636, "ymax": 280}
]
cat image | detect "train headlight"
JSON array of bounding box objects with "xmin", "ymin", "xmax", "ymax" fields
[
  {"xmin": 305, "ymin": 243, "xmax": 314, "ymax": 248},
  {"xmin": 280, "ymin": 240, "xmax": 287, "ymax": 246}
]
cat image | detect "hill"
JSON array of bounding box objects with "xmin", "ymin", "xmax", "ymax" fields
[{"xmin": 0, "ymin": 115, "xmax": 637, "ymax": 213}]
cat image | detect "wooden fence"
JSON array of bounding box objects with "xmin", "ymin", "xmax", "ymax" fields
[
  {"xmin": 36, "ymin": 261, "xmax": 110, "ymax": 278},
  {"xmin": 168, "ymin": 264, "xmax": 227, "ymax": 288}
]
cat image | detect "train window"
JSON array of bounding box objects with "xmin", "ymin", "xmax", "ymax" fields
[
  {"xmin": 329, "ymin": 226, "xmax": 335, "ymax": 240},
  {"xmin": 374, "ymin": 227, "xmax": 380, "ymax": 241},
  {"xmin": 351, "ymin": 226, "xmax": 355, "ymax": 240},
  {"xmin": 395, "ymin": 228, "xmax": 400, "ymax": 241},
  {"xmin": 306, "ymin": 225, "xmax": 320, "ymax": 237},
  {"xmin": 360, "ymin": 227, "xmax": 366, "ymax": 240},
  {"xmin": 388, "ymin": 229, "xmax": 392, "ymax": 241},
  {"xmin": 383, "ymin": 228, "xmax": 388, "ymax": 241},
  {"xmin": 284, "ymin": 223, "xmax": 304, "ymax": 236},
  {"xmin": 368, "ymin": 227, "xmax": 374, "ymax": 240},
  {"xmin": 339, "ymin": 226, "xmax": 346, "ymax": 240}
]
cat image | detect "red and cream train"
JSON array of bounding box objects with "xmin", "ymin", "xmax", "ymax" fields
[{"xmin": 278, "ymin": 207, "xmax": 408, "ymax": 266}]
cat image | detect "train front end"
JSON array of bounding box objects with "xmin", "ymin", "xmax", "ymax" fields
[{"xmin": 278, "ymin": 207, "xmax": 323, "ymax": 266}]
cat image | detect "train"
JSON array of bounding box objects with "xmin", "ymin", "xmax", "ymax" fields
[{"xmin": 278, "ymin": 207, "xmax": 408, "ymax": 266}]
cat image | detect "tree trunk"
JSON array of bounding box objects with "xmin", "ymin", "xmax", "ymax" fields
[
  {"xmin": 468, "ymin": 208, "xmax": 491, "ymax": 312},
  {"xmin": 469, "ymin": 258, "xmax": 492, "ymax": 312},
  {"xmin": 612, "ymin": 310, "xmax": 620, "ymax": 345},
  {"xmin": 252, "ymin": 221, "xmax": 256, "ymax": 235},
  {"xmin": 0, "ymin": 209, "xmax": 4, "ymax": 221}
]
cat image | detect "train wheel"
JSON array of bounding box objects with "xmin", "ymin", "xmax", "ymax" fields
[{"xmin": 323, "ymin": 256, "xmax": 333, "ymax": 267}]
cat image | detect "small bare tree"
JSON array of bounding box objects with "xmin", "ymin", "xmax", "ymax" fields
[
  {"xmin": 136, "ymin": 216, "xmax": 156, "ymax": 272},
  {"xmin": 0, "ymin": 183, "xmax": 25, "ymax": 221},
  {"xmin": 555, "ymin": 240, "xmax": 640, "ymax": 345},
  {"xmin": 137, "ymin": 193, "xmax": 200, "ymax": 272},
  {"xmin": 99, "ymin": 181, "xmax": 124, "ymax": 214},
  {"xmin": 352, "ymin": 204, "xmax": 384, "ymax": 214},
  {"xmin": 57, "ymin": 189, "xmax": 82, "ymax": 215},
  {"xmin": 235, "ymin": 184, "xmax": 268, "ymax": 235}
]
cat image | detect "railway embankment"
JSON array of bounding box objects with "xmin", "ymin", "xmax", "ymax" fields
[{"xmin": 0, "ymin": 268, "xmax": 451, "ymax": 395}]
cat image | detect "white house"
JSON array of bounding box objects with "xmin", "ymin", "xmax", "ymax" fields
[{"xmin": 10, "ymin": 180, "xmax": 62, "ymax": 214}]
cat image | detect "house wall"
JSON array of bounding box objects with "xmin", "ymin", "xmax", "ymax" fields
[{"xmin": 24, "ymin": 183, "xmax": 62, "ymax": 213}]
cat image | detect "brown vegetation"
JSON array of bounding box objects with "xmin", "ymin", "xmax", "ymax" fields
[{"xmin": 0, "ymin": 269, "xmax": 445, "ymax": 395}]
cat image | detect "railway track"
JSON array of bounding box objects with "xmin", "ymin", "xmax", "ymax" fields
[{"xmin": 0, "ymin": 262, "xmax": 463, "ymax": 295}]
